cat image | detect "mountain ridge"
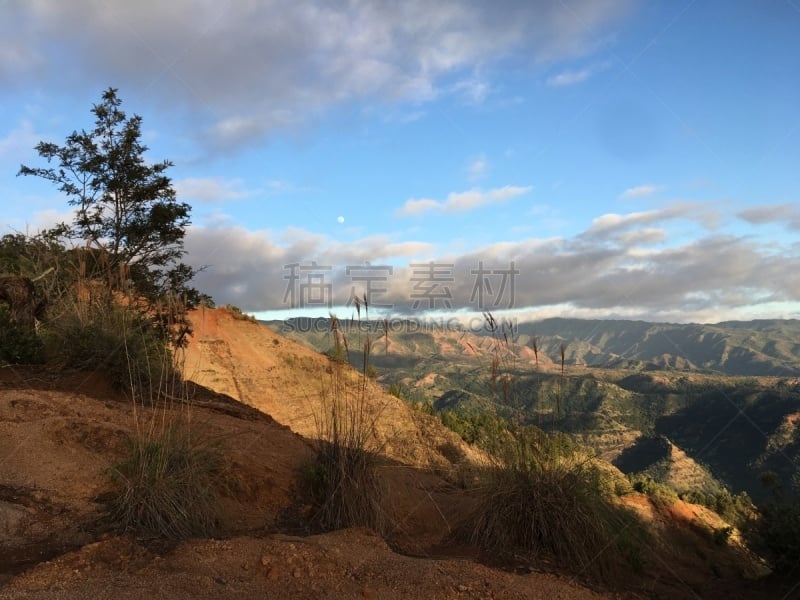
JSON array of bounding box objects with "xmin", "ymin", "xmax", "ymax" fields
[{"xmin": 267, "ymin": 316, "xmax": 800, "ymax": 377}]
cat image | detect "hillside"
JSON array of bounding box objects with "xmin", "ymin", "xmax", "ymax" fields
[
  {"xmin": 0, "ymin": 367, "xmax": 612, "ymax": 599},
  {"xmin": 183, "ymin": 308, "xmax": 483, "ymax": 469},
  {"xmin": 268, "ymin": 317, "xmax": 800, "ymax": 501},
  {"xmin": 1, "ymin": 307, "xmax": 786, "ymax": 598}
]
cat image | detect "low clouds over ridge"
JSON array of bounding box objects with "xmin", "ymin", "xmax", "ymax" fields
[{"xmin": 185, "ymin": 204, "xmax": 800, "ymax": 322}]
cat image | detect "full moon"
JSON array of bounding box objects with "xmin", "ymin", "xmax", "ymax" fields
[{"xmin": 337, "ymin": 216, "xmax": 345, "ymax": 224}]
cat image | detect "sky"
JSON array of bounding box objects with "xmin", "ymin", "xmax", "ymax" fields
[{"xmin": 1, "ymin": 0, "xmax": 799, "ymax": 324}]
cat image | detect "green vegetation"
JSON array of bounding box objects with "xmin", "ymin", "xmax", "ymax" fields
[
  {"xmin": 18, "ymin": 88, "xmax": 200, "ymax": 342},
  {"xmin": 743, "ymin": 472, "xmax": 800, "ymax": 574},
  {"xmin": 0, "ymin": 303, "xmax": 44, "ymax": 365},
  {"xmin": 225, "ymin": 304, "xmax": 257, "ymax": 323},
  {"xmin": 752, "ymin": 499, "xmax": 800, "ymax": 574},
  {"xmin": 45, "ymin": 299, "xmax": 174, "ymax": 397},
  {"xmin": 629, "ymin": 474, "xmax": 679, "ymax": 506},
  {"xmin": 4, "ymin": 89, "xmax": 223, "ymax": 543},
  {"xmin": 679, "ymin": 488, "xmax": 754, "ymax": 528},
  {"xmin": 458, "ymin": 314, "xmax": 646, "ymax": 582},
  {"xmin": 437, "ymin": 410, "xmax": 509, "ymax": 449}
]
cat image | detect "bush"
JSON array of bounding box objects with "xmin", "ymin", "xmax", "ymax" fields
[
  {"xmin": 438, "ymin": 410, "xmax": 509, "ymax": 450},
  {"xmin": 42, "ymin": 302, "xmax": 174, "ymax": 399},
  {"xmin": 307, "ymin": 438, "xmax": 383, "ymax": 533},
  {"xmin": 388, "ymin": 383, "xmax": 405, "ymax": 400},
  {"xmin": 746, "ymin": 473, "xmax": 800, "ymax": 574},
  {"xmin": 680, "ymin": 488, "xmax": 754, "ymax": 528},
  {"xmin": 467, "ymin": 429, "xmax": 647, "ymax": 582},
  {"xmin": 225, "ymin": 304, "xmax": 256, "ymax": 323},
  {"xmin": 106, "ymin": 423, "xmax": 225, "ymax": 539},
  {"xmin": 712, "ymin": 526, "xmax": 733, "ymax": 545},
  {"xmin": 629, "ymin": 474, "xmax": 678, "ymax": 506},
  {"xmin": 754, "ymin": 500, "xmax": 800, "ymax": 573},
  {"xmin": 0, "ymin": 303, "xmax": 44, "ymax": 364}
]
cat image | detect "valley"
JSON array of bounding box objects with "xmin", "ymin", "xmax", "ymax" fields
[{"xmin": 267, "ymin": 316, "xmax": 800, "ymax": 502}]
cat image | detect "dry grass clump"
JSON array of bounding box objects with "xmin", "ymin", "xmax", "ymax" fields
[
  {"xmin": 467, "ymin": 425, "xmax": 646, "ymax": 583},
  {"xmin": 225, "ymin": 304, "xmax": 258, "ymax": 323},
  {"xmin": 308, "ymin": 312, "xmax": 386, "ymax": 534},
  {"xmin": 106, "ymin": 420, "xmax": 224, "ymax": 539},
  {"xmin": 98, "ymin": 288, "xmax": 227, "ymax": 540}
]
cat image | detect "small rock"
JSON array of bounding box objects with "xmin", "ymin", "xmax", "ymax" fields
[
  {"xmin": 261, "ymin": 555, "xmax": 271, "ymax": 566},
  {"xmin": 293, "ymin": 567, "xmax": 301, "ymax": 578},
  {"xmin": 267, "ymin": 567, "xmax": 279, "ymax": 581}
]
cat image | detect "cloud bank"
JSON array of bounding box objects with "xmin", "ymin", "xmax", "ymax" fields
[{"xmin": 185, "ymin": 204, "xmax": 800, "ymax": 323}]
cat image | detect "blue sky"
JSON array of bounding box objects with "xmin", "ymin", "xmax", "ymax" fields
[{"xmin": 1, "ymin": 0, "xmax": 799, "ymax": 323}]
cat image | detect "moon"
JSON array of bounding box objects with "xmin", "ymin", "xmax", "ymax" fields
[{"xmin": 337, "ymin": 216, "xmax": 345, "ymax": 224}]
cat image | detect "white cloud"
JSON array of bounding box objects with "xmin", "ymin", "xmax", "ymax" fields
[
  {"xmin": 397, "ymin": 185, "xmax": 532, "ymax": 217},
  {"xmin": 589, "ymin": 210, "xmax": 660, "ymax": 232},
  {"xmin": 466, "ymin": 156, "xmax": 488, "ymax": 181},
  {"xmin": 396, "ymin": 198, "xmax": 441, "ymax": 217},
  {"xmin": 615, "ymin": 228, "xmax": 667, "ymax": 246},
  {"xmin": 585, "ymin": 203, "xmax": 717, "ymax": 239},
  {"xmin": 3, "ymin": 0, "xmax": 636, "ymax": 154},
  {"xmin": 3, "ymin": 207, "xmax": 75, "ymax": 235},
  {"xmin": 620, "ymin": 184, "xmax": 662, "ymax": 199},
  {"xmin": 175, "ymin": 177, "xmax": 250, "ymax": 204},
  {"xmin": 444, "ymin": 186, "xmax": 532, "ymax": 212},
  {"xmin": 184, "ymin": 222, "xmax": 800, "ymax": 322},
  {"xmin": 738, "ymin": 203, "xmax": 800, "ymax": 230},
  {"xmin": 546, "ymin": 59, "xmax": 611, "ymax": 87},
  {"xmin": 546, "ymin": 68, "xmax": 592, "ymax": 87},
  {"xmin": 452, "ymin": 77, "xmax": 490, "ymax": 104},
  {"xmin": 0, "ymin": 120, "xmax": 39, "ymax": 158}
]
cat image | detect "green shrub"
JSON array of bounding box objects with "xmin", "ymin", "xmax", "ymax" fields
[
  {"xmin": 629, "ymin": 474, "xmax": 678, "ymax": 506},
  {"xmin": 307, "ymin": 438, "xmax": 383, "ymax": 533},
  {"xmin": 225, "ymin": 304, "xmax": 256, "ymax": 322},
  {"xmin": 438, "ymin": 410, "xmax": 509, "ymax": 450},
  {"xmin": 746, "ymin": 473, "xmax": 800, "ymax": 574},
  {"xmin": 679, "ymin": 488, "xmax": 754, "ymax": 528},
  {"xmin": 42, "ymin": 303, "xmax": 174, "ymax": 399},
  {"xmin": 0, "ymin": 303, "xmax": 44, "ymax": 364},
  {"xmin": 712, "ymin": 526, "xmax": 733, "ymax": 545},
  {"xmin": 388, "ymin": 383, "xmax": 405, "ymax": 400},
  {"xmin": 106, "ymin": 423, "xmax": 225, "ymax": 539},
  {"xmin": 754, "ymin": 500, "xmax": 800, "ymax": 573}
]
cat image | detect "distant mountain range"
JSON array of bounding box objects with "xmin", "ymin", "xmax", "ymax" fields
[
  {"xmin": 514, "ymin": 318, "xmax": 800, "ymax": 377},
  {"xmin": 267, "ymin": 317, "xmax": 800, "ymax": 377},
  {"xmin": 265, "ymin": 316, "xmax": 800, "ymax": 500}
]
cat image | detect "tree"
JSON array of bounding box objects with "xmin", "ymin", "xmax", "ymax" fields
[{"xmin": 18, "ymin": 88, "xmax": 199, "ymax": 339}]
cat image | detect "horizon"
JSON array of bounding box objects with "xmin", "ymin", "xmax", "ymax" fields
[
  {"xmin": 256, "ymin": 308, "xmax": 800, "ymax": 328},
  {"xmin": 2, "ymin": 1, "xmax": 798, "ymax": 323}
]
